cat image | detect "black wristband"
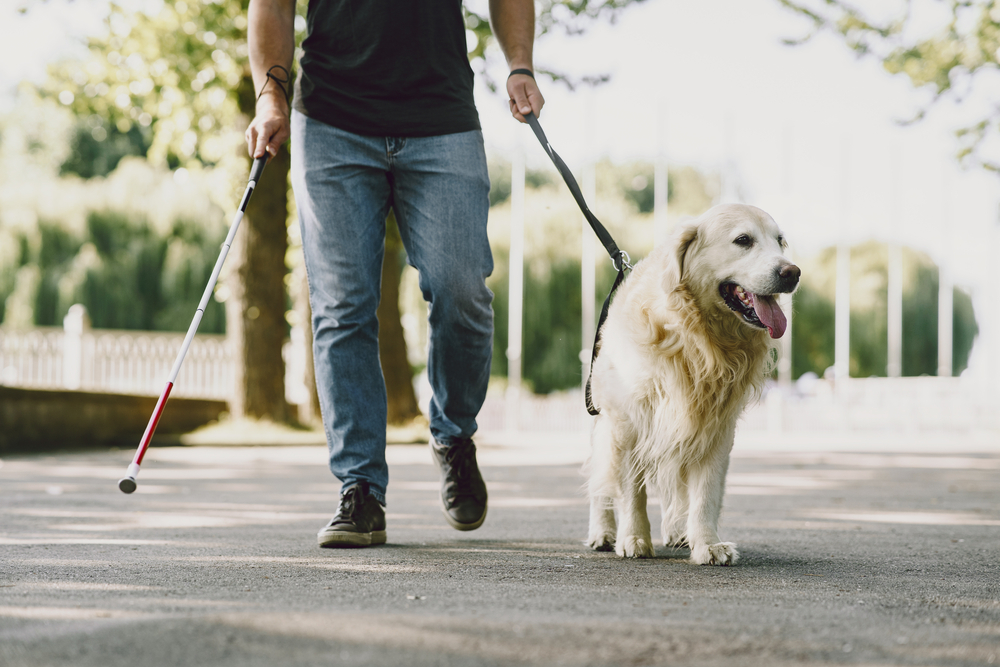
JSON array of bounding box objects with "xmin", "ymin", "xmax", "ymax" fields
[
  {"xmin": 256, "ymin": 65, "xmax": 291, "ymax": 103},
  {"xmin": 508, "ymin": 68, "xmax": 535, "ymax": 79}
]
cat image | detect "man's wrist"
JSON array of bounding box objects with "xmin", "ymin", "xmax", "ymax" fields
[{"xmin": 255, "ymin": 88, "xmax": 290, "ymax": 116}]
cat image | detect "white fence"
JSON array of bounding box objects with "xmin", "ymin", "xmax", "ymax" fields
[
  {"xmin": 0, "ymin": 306, "xmax": 304, "ymax": 402},
  {"xmin": 3, "ymin": 307, "xmax": 997, "ymax": 435},
  {"xmin": 474, "ymin": 375, "xmax": 1000, "ymax": 436}
]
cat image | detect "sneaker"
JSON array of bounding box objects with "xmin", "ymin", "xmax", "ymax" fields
[
  {"xmin": 317, "ymin": 481, "xmax": 387, "ymax": 548},
  {"xmin": 430, "ymin": 438, "xmax": 488, "ymax": 531}
]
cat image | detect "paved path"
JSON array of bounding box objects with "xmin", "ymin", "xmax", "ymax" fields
[{"xmin": 1, "ymin": 435, "xmax": 999, "ymax": 666}]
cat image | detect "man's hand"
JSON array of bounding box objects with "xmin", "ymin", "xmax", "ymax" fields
[
  {"xmin": 490, "ymin": 0, "xmax": 543, "ymax": 123},
  {"xmin": 246, "ymin": 89, "xmax": 290, "ymax": 158},
  {"xmin": 246, "ymin": 0, "xmax": 295, "ymax": 157},
  {"xmin": 507, "ymin": 71, "xmax": 544, "ymax": 123}
]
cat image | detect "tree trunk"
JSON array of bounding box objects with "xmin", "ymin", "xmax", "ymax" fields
[
  {"xmin": 225, "ymin": 74, "xmax": 291, "ymax": 423},
  {"xmin": 294, "ymin": 267, "xmax": 322, "ymax": 426},
  {"xmin": 378, "ymin": 211, "xmax": 421, "ymax": 424},
  {"xmin": 225, "ymin": 144, "xmax": 290, "ymax": 423}
]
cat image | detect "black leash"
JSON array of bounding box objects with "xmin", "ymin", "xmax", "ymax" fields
[{"xmin": 523, "ymin": 112, "xmax": 632, "ymax": 416}]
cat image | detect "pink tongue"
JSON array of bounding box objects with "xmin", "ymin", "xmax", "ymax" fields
[{"xmin": 750, "ymin": 293, "xmax": 787, "ymax": 339}]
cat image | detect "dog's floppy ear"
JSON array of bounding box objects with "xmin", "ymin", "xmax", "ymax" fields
[{"xmin": 669, "ymin": 223, "xmax": 699, "ymax": 285}]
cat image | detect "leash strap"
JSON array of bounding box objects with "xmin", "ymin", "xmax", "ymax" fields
[{"xmin": 522, "ymin": 112, "xmax": 630, "ymax": 416}]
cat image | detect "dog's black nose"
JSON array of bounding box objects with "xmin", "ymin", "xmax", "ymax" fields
[{"xmin": 777, "ymin": 263, "xmax": 800, "ymax": 290}]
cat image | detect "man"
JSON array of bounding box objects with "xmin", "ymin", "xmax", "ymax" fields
[{"xmin": 245, "ymin": 0, "xmax": 544, "ymax": 547}]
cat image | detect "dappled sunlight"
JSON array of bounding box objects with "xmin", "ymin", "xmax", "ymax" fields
[
  {"xmin": 727, "ymin": 486, "xmax": 815, "ymax": 495},
  {"xmin": 19, "ymin": 582, "xmax": 162, "ymax": 591},
  {"xmin": 7, "ymin": 507, "xmax": 326, "ymax": 532},
  {"xmin": 489, "ymin": 497, "xmax": 585, "ymax": 508},
  {"xmin": 801, "ymin": 509, "xmax": 1000, "ymax": 527},
  {"xmin": 391, "ymin": 480, "xmax": 524, "ymax": 492},
  {"xmin": 0, "ymin": 538, "xmax": 183, "ymax": 546},
  {"xmin": 148, "ymin": 445, "xmax": 327, "ymax": 465},
  {"xmin": 165, "ymin": 554, "xmax": 430, "ymax": 574},
  {"xmin": 3, "ymin": 462, "xmax": 260, "ymax": 481},
  {"xmin": 734, "ymin": 452, "xmax": 1000, "ymax": 470},
  {"xmin": 0, "ymin": 606, "xmax": 156, "ymax": 620},
  {"xmin": 729, "ymin": 470, "xmax": 872, "ymax": 488}
]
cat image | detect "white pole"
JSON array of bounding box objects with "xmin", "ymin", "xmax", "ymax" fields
[
  {"xmin": 834, "ymin": 141, "xmax": 851, "ymax": 394},
  {"xmin": 778, "ymin": 124, "xmax": 793, "ymax": 388},
  {"xmin": 506, "ymin": 144, "xmax": 526, "ymax": 432},
  {"xmin": 654, "ymin": 99, "xmax": 669, "ymax": 249},
  {"xmin": 938, "ymin": 168, "xmax": 953, "ymax": 377},
  {"xmin": 887, "ymin": 143, "xmax": 903, "ymax": 378}
]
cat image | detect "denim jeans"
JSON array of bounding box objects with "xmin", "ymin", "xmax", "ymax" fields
[{"xmin": 290, "ymin": 110, "xmax": 494, "ymax": 505}]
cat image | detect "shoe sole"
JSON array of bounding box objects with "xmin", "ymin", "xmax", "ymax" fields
[
  {"xmin": 442, "ymin": 503, "xmax": 487, "ymax": 532},
  {"xmin": 317, "ymin": 529, "xmax": 387, "ymax": 548}
]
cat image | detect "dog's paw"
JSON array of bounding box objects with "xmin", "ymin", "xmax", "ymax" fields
[
  {"xmin": 663, "ymin": 535, "xmax": 689, "ymax": 549},
  {"xmin": 585, "ymin": 533, "xmax": 615, "ymax": 552},
  {"xmin": 690, "ymin": 542, "xmax": 739, "ymax": 566},
  {"xmin": 615, "ymin": 535, "xmax": 655, "ymax": 559}
]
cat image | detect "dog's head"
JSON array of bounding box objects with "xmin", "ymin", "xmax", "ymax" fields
[{"xmin": 669, "ymin": 204, "xmax": 799, "ymax": 339}]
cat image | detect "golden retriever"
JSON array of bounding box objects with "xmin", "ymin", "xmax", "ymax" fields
[{"xmin": 585, "ymin": 204, "xmax": 799, "ymax": 565}]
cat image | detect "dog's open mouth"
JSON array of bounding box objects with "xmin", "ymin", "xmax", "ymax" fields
[{"xmin": 719, "ymin": 283, "xmax": 787, "ymax": 339}]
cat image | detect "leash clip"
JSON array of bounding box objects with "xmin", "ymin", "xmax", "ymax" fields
[{"xmin": 613, "ymin": 250, "xmax": 633, "ymax": 272}]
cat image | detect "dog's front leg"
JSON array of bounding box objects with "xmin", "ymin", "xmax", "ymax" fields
[
  {"xmin": 586, "ymin": 414, "xmax": 618, "ymax": 551},
  {"xmin": 657, "ymin": 469, "xmax": 689, "ymax": 549},
  {"xmin": 615, "ymin": 460, "xmax": 654, "ymax": 558},
  {"xmin": 586, "ymin": 496, "xmax": 616, "ymax": 551},
  {"xmin": 686, "ymin": 440, "xmax": 739, "ymax": 566}
]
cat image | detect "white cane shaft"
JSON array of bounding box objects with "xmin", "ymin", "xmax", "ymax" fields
[{"xmin": 166, "ymin": 208, "xmax": 244, "ymax": 383}]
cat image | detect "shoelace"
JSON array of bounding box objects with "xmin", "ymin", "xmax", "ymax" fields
[
  {"xmin": 335, "ymin": 485, "xmax": 363, "ymax": 521},
  {"xmin": 442, "ymin": 442, "xmax": 478, "ymax": 498}
]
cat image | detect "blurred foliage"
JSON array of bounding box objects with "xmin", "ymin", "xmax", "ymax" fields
[
  {"xmin": 487, "ymin": 159, "xmax": 554, "ymax": 207},
  {"xmin": 791, "ymin": 241, "xmax": 977, "ymax": 379},
  {"xmin": 60, "ymin": 119, "xmax": 150, "ymax": 178},
  {"xmin": 487, "ymin": 158, "xmax": 717, "ymax": 215},
  {"xmin": 464, "ymin": 0, "xmax": 648, "ymax": 91},
  {"xmin": 41, "ymin": 0, "xmax": 648, "ymax": 174},
  {"xmin": 41, "ymin": 0, "xmax": 261, "ymax": 172},
  {"xmin": 488, "ymin": 159, "xmax": 719, "ymax": 393},
  {"xmin": 777, "ymin": 0, "xmax": 1000, "ymax": 172},
  {"xmin": 1, "ymin": 208, "xmax": 226, "ymax": 332}
]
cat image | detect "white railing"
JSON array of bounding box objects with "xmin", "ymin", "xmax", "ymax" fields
[
  {"xmin": 3, "ymin": 306, "xmax": 996, "ymax": 434},
  {"xmin": 0, "ymin": 305, "xmax": 305, "ymax": 402},
  {"xmin": 474, "ymin": 374, "xmax": 1000, "ymax": 435}
]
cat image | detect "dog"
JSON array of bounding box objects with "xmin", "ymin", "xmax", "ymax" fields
[{"xmin": 585, "ymin": 203, "xmax": 799, "ymax": 565}]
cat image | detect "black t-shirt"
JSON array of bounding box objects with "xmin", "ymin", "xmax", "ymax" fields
[{"xmin": 292, "ymin": 0, "xmax": 481, "ymax": 137}]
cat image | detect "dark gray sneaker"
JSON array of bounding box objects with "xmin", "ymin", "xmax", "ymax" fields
[
  {"xmin": 317, "ymin": 482, "xmax": 387, "ymax": 548},
  {"xmin": 430, "ymin": 438, "xmax": 488, "ymax": 531}
]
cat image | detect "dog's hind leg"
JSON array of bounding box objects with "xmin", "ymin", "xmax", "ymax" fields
[
  {"xmin": 615, "ymin": 453, "xmax": 654, "ymax": 558},
  {"xmin": 686, "ymin": 435, "xmax": 739, "ymax": 566},
  {"xmin": 585, "ymin": 415, "xmax": 617, "ymax": 551}
]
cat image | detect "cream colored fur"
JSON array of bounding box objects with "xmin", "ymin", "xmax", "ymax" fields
[{"xmin": 585, "ymin": 204, "xmax": 797, "ymax": 565}]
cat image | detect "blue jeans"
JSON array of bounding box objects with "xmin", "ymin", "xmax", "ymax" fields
[{"xmin": 290, "ymin": 111, "xmax": 494, "ymax": 505}]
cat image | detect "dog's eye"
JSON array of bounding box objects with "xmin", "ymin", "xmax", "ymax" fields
[{"xmin": 733, "ymin": 234, "xmax": 754, "ymax": 248}]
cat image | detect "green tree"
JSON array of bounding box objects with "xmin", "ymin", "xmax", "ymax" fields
[
  {"xmin": 39, "ymin": 0, "xmax": 290, "ymax": 422},
  {"xmin": 2, "ymin": 210, "xmax": 227, "ymax": 333},
  {"xmin": 33, "ymin": 0, "xmax": 647, "ymax": 426},
  {"xmin": 777, "ymin": 0, "xmax": 1000, "ymax": 172}
]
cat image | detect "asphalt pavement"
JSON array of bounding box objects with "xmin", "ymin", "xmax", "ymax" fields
[{"xmin": 1, "ymin": 431, "xmax": 999, "ymax": 667}]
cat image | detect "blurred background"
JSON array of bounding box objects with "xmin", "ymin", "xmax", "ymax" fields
[{"xmin": 1, "ymin": 0, "xmax": 998, "ymax": 448}]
